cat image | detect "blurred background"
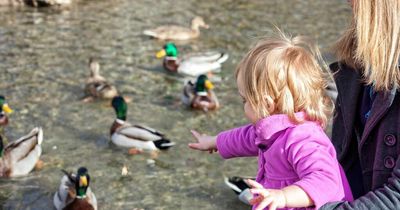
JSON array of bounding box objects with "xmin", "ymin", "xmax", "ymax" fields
[{"xmin": 0, "ymin": 0, "xmax": 351, "ymax": 209}]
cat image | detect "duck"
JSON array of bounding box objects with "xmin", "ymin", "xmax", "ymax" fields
[
  {"xmin": 83, "ymin": 58, "xmax": 119, "ymax": 102},
  {"xmin": 143, "ymin": 16, "xmax": 209, "ymax": 41},
  {"xmin": 224, "ymin": 176, "xmax": 255, "ymax": 205},
  {"xmin": 156, "ymin": 42, "xmax": 229, "ymax": 77},
  {"xmin": 110, "ymin": 96, "xmax": 175, "ymax": 154},
  {"xmin": 0, "ymin": 127, "xmax": 43, "ymax": 177},
  {"xmin": 0, "ymin": 95, "xmax": 13, "ymax": 127},
  {"xmin": 182, "ymin": 74, "xmax": 219, "ymax": 111},
  {"xmin": 53, "ymin": 167, "xmax": 97, "ymax": 210}
]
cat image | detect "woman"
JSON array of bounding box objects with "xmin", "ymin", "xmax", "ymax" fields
[{"xmin": 320, "ymin": 0, "xmax": 400, "ymax": 209}]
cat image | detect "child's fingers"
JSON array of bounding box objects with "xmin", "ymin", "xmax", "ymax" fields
[
  {"xmin": 255, "ymin": 196, "xmax": 273, "ymax": 210},
  {"xmin": 246, "ymin": 179, "xmax": 264, "ymax": 189},
  {"xmin": 249, "ymin": 195, "xmax": 263, "ymax": 205},
  {"xmin": 188, "ymin": 143, "xmax": 202, "ymax": 150},
  {"xmin": 190, "ymin": 130, "xmax": 202, "ymax": 139},
  {"xmin": 250, "ymin": 188, "xmax": 269, "ymax": 197},
  {"xmin": 268, "ymin": 201, "xmax": 278, "ymax": 210}
]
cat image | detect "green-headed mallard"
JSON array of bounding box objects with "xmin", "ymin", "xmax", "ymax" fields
[
  {"xmin": 156, "ymin": 42, "xmax": 229, "ymax": 77},
  {"xmin": 110, "ymin": 96, "xmax": 175, "ymax": 153},
  {"xmin": 0, "ymin": 127, "xmax": 43, "ymax": 177},
  {"xmin": 0, "ymin": 96, "xmax": 13, "ymax": 127},
  {"xmin": 54, "ymin": 167, "xmax": 97, "ymax": 210},
  {"xmin": 143, "ymin": 16, "xmax": 209, "ymax": 41},
  {"xmin": 83, "ymin": 58, "xmax": 119, "ymax": 102},
  {"xmin": 182, "ymin": 75, "xmax": 219, "ymax": 111}
]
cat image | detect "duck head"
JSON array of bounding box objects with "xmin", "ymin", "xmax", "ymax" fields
[
  {"xmin": 88, "ymin": 58, "xmax": 101, "ymax": 78},
  {"xmin": 111, "ymin": 96, "xmax": 127, "ymax": 121},
  {"xmin": 0, "ymin": 96, "xmax": 13, "ymax": 127},
  {"xmin": 195, "ymin": 75, "xmax": 214, "ymax": 96},
  {"xmin": 75, "ymin": 167, "xmax": 90, "ymax": 199},
  {"xmin": 156, "ymin": 43, "xmax": 178, "ymax": 59},
  {"xmin": 191, "ymin": 16, "xmax": 209, "ymax": 30}
]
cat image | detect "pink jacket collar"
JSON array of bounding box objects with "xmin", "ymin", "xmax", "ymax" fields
[{"xmin": 254, "ymin": 112, "xmax": 307, "ymax": 147}]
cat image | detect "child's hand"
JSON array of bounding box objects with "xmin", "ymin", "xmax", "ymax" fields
[
  {"xmin": 247, "ymin": 179, "xmax": 286, "ymax": 210},
  {"xmin": 188, "ymin": 130, "xmax": 218, "ymax": 153}
]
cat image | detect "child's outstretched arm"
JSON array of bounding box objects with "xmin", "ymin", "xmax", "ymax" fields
[
  {"xmin": 247, "ymin": 179, "xmax": 313, "ymax": 210},
  {"xmin": 188, "ymin": 124, "xmax": 259, "ymax": 158},
  {"xmin": 188, "ymin": 130, "xmax": 218, "ymax": 153}
]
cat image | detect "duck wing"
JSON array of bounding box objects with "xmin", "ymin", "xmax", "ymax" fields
[
  {"xmin": 53, "ymin": 172, "xmax": 76, "ymax": 210},
  {"xmin": 181, "ymin": 80, "xmax": 195, "ymax": 106},
  {"xmin": 4, "ymin": 127, "xmax": 43, "ymax": 177},
  {"xmin": 111, "ymin": 124, "xmax": 164, "ymax": 150},
  {"xmin": 85, "ymin": 80, "xmax": 118, "ymax": 99},
  {"xmin": 143, "ymin": 25, "xmax": 194, "ymax": 40},
  {"xmin": 183, "ymin": 52, "xmax": 229, "ymax": 64},
  {"xmin": 178, "ymin": 53, "xmax": 229, "ymax": 77}
]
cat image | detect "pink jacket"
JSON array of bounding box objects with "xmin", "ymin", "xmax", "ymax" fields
[{"xmin": 216, "ymin": 112, "xmax": 353, "ymax": 209}]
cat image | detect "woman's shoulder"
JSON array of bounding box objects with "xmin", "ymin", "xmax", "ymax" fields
[{"xmin": 329, "ymin": 61, "xmax": 359, "ymax": 74}]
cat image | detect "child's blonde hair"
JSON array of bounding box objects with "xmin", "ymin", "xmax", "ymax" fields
[{"xmin": 236, "ymin": 32, "xmax": 333, "ymax": 127}]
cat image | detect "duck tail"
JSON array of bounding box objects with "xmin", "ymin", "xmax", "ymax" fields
[
  {"xmin": 143, "ymin": 30, "xmax": 157, "ymax": 37},
  {"xmin": 216, "ymin": 53, "xmax": 229, "ymax": 64},
  {"xmin": 153, "ymin": 138, "xmax": 176, "ymax": 150}
]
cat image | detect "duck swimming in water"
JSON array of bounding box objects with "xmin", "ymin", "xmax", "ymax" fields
[
  {"xmin": 53, "ymin": 167, "xmax": 97, "ymax": 210},
  {"xmin": 182, "ymin": 74, "xmax": 219, "ymax": 111},
  {"xmin": 0, "ymin": 127, "xmax": 43, "ymax": 178},
  {"xmin": 156, "ymin": 42, "xmax": 229, "ymax": 77},
  {"xmin": 83, "ymin": 58, "xmax": 119, "ymax": 102},
  {"xmin": 110, "ymin": 96, "xmax": 175, "ymax": 155},
  {"xmin": 143, "ymin": 16, "xmax": 209, "ymax": 41}
]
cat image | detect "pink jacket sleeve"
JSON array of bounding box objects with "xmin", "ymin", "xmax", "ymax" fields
[
  {"xmin": 285, "ymin": 128, "xmax": 346, "ymax": 209},
  {"xmin": 216, "ymin": 124, "xmax": 259, "ymax": 159}
]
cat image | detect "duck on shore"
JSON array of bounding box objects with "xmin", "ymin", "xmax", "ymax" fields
[
  {"xmin": 156, "ymin": 42, "xmax": 228, "ymax": 77},
  {"xmin": 143, "ymin": 16, "xmax": 209, "ymax": 41}
]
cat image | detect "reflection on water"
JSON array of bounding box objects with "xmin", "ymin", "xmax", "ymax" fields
[{"xmin": 0, "ymin": 0, "xmax": 350, "ymax": 209}]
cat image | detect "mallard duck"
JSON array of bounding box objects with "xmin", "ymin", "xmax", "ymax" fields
[
  {"xmin": 0, "ymin": 96, "xmax": 13, "ymax": 127},
  {"xmin": 156, "ymin": 42, "xmax": 229, "ymax": 77},
  {"xmin": 83, "ymin": 58, "xmax": 119, "ymax": 102},
  {"xmin": 182, "ymin": 75, "xmax": 219, "ymax": 111},
  {"xmin": 110, "ymin": 96, "xmax": 175, "ymax": 153},
  {"xmin": 53, "ymin": 167, "xmax": 97, "ymax": 210},
  {"xmin": 143, "ymin": 16, "xmax": 209, "ymax": 40},
  {"xmin": 224, "ymin": 176, "xmax": 254, "ymax": 205},
  {"xmin": 0, "ymin": 127, "xmax": 43, "ymax": 177}
]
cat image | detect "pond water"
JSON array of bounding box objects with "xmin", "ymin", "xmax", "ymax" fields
[{"xmin": 0, "ymin": 0, "xmax": 351, "ymax": 209}]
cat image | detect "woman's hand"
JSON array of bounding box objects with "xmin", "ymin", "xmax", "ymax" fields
[
  {"xmin": 247, "ymin": 179, "xmax": 286, "ymax": 210},
  {"xmin": 188, "ymin": 130, "xmax": 218, "ymax": 153}
]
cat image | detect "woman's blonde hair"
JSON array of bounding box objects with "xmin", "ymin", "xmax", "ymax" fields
[
  {"xmin": 335, "ymin": 0, "xmax": 400, "ymax": 91},
  {"xmin": 236, "ymin": 32, "xmax": 333, "ymax": 127}
]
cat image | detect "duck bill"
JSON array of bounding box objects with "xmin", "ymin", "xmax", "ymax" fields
[
  {"xmin": 2, "ymin": 104, "xmax": 13, "ymax": 114},
  {"xmin": 205, "ymin": 80, "xmax": 214, "ymax": 90},
  {"xmin": 80, "ymin": 176, "xmax": 88, "ymax": 187},
  {"xmin": 156, "ymin": 49, "xmax": 166, "ymax": 58}
]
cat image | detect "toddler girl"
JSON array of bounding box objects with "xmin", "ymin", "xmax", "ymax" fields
[{"xmin": 189, "ymin": 32, "xmax": 353, "ymax": 210}]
